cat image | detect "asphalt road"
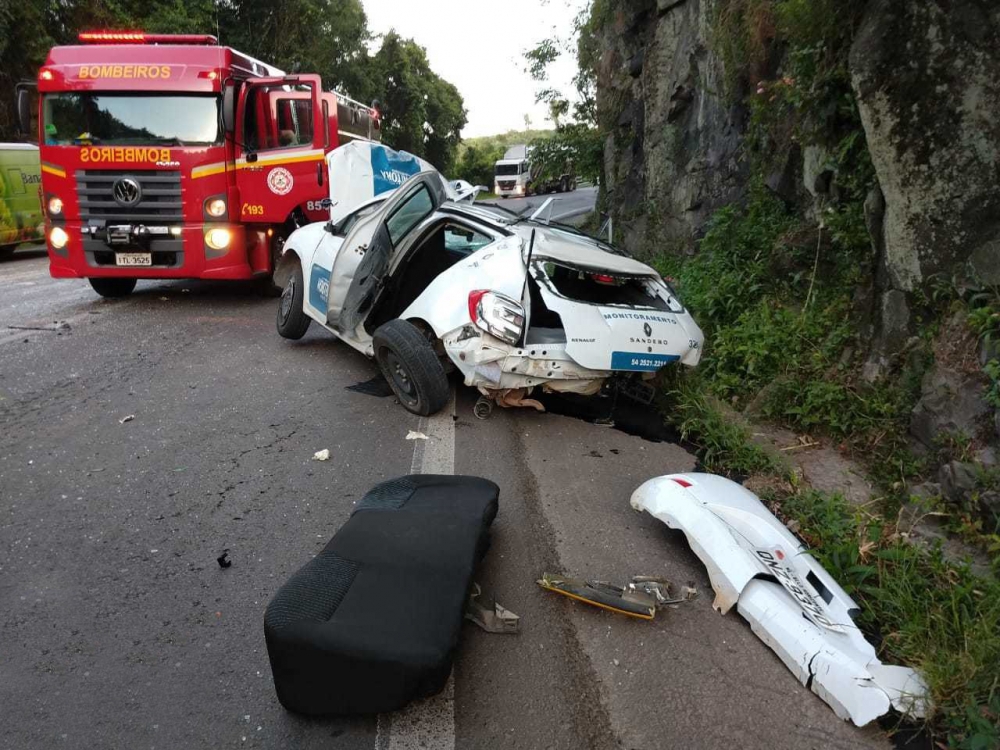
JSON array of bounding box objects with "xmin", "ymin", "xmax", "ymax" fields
[
  {"xmin": 0, "ymin": 245, "xmax": 887, "ymax": 749},
  {"xmin": 478, "ymin": 185, "xmax": 598, "ymax": 224}
]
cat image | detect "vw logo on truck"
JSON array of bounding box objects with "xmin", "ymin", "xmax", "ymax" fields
[{"xmin": 112, "ymin": 177, "xmax": 142, "ymax": 207}]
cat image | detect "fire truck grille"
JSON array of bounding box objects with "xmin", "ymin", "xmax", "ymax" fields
[{"xmin": 76, "ymin": 170, "xmax": 183, "ymax": 223}]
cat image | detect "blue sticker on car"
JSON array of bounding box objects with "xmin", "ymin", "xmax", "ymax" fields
[
  {"xmin": 370, "ymin": 145, "xmax": 424, "ymax": 196},
  {"xmin": 310, "ymin": 264, "xmax": 331, "ymax": 312},
  {"xmin": 610, "ymin": 352, "xmax": 680, "ymax": 371}
]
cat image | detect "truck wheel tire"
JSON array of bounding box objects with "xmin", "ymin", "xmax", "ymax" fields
[
  {"xmin": 276, "ymin": 258, "xmax": 311, "ymax": 340},
  {"xmin": 88, "ymin": 278, "xmax": 137, "ymax": 298},
  {"xmin": 373, "ymin": 320, "xmax": 450, "ymax": 416}
]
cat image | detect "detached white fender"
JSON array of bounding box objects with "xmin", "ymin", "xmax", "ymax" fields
[{"xmin": 630, "ymin": 473, "xmax": 928, "ymax": 726}]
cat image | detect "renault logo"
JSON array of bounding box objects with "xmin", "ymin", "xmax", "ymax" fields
[
  {"xmin": 643, "ymin": 322, "xmax": 653, "ymax": 337},
  {"xmin": 112, "ymin": 177, "xmax": 142, "ymax": 207}
]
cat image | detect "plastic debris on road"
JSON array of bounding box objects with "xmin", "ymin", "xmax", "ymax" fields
[
  {"xmin": 312, "ymin": 449, "xmax": 331, "ymax": 461},
  {"xmin": 464, "ymin": 583, "xmax": 520, "ymax": 634},
  {"xmin": 405, "ymin": 431, "xmax": 428, "ymax": 441},
  {"xmin": 119, "ymin": 414, "xmax": 135, "ymax": 424},
  {"xmin": 630, "ymin": 472, "xmax": 928, "ymax": 726}
]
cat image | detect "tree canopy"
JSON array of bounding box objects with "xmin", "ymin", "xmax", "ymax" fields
[
  {"xmin": 521, "ymin": 3, "xmax": 603, "ymax": 184},
  {"xmin": 0, "ymin": 0, "xmax": 466, "ymax": 171}
]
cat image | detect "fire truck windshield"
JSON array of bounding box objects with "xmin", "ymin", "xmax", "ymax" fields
[{"xmin": 42, "ymin": 93, "xmax": 221, "ymax": 147}]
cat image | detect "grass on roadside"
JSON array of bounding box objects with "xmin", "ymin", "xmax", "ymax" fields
[{"xmin": 655, "ymin": 373, "xmax": 1000, "ymax": 747}]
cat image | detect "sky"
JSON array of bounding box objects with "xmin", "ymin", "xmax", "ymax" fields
[{"xmin": 362, "ymin": 0, "xmax": 589, "ymax": 138}]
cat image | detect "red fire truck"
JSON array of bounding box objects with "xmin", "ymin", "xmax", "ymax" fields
[{"xmin": 18, "ymin": 31, "xmax": 380, "ymax": 297}]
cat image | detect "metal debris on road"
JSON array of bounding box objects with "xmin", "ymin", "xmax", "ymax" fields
[
  {"xmin": 537, "ymin": 573, "xmax": 694, "ymax": 620},
  {"xmin": 119, "ymin": 414, "xmax": 135, "ymax": 424},
  {"xmin": 312, "ymin": 449, "xmax": 331, "ymax": 461},
  {"xmin": 405, "ymin": 431, "xmax": 428, "ymax": 441},
  {"xmin": 464, "ymin": 583, "xmax": 520, "ymax": 634},
  {"xmin": 7, "ymin": 321, "xmax": 71, "ymax": 332}
]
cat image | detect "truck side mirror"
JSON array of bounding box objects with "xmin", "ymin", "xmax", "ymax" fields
[
  {"xmin": 222, "ymin": 83, "xmax": 236, "ymax": 134},
  {"xmin": 16, "ymin": 85, "xmax": 32, "ymax": 139}
]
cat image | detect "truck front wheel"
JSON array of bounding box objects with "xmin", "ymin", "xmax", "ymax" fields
[{"xmin": 88, "ymin": 278, "xmax": 137, "ymax": 298}]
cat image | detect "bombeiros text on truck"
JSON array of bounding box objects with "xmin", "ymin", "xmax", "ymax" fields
[{"xmin": 17, "ymin": 30, "xmax": 381, "ymax": 297}]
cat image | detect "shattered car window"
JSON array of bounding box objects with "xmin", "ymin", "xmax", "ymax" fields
[{"xmin": 443, "ymin": 224, "xmax": 492, "ymax": 257}]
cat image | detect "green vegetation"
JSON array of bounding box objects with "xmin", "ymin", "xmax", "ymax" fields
[
  {"xmin": 454, "ymin": 130, "xmax": 554, "ymax": 187},
  {"xmin": 0, "ymin": 1, "xmax": 467, "ymax": 171},
  {"xmin": 618, "ymin": 0, "xmax": 1000, "ymax": 742}
]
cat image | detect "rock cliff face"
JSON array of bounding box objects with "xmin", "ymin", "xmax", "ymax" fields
[
  {"xmin": 597, "ymin": 0, "xmax": 746, "ymax": 257},
  {"xmin": 596, "ymin": 0, "xmax": 1000, "ymax": 515},
  {"xmin": 852, "ymin": 1, "xmax": 1000, "ymax": 294},
  {"xmin": 598, "ymin": 0, "xmax": 1000, "ymax": 298}
]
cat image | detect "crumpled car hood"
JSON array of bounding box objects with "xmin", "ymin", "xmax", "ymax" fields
[{"xmin": 631, "ymin": 473, "xmax": 928, "ymax": 726}]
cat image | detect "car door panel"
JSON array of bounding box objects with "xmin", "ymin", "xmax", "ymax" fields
[{"xmin": 327, "ymin": 173, "xmax": 445, "ymax": 334}]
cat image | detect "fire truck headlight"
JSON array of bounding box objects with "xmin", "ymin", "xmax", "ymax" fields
[
  {"xmin": 205, "ymin": 198, "xmax": 227, "ymax": 218},
  {"xmin": 47, "ymin": 197, "xmax": 64, "ymax": 216},
  {"xmin": 49, "ymin": 226, "xmax": 69, "ymax": 249},
  {"xmin": 205, "ymin": 228, "xmax": 232, "ymax": 251}
]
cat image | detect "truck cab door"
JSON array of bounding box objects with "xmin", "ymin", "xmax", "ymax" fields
[
  {"xmin": 235, "ymin": 75, "xmax": 326, "ymax": 227},
  {"xmin": 327, "ymin": 172, "xmax": 446, "ymax": 335}
]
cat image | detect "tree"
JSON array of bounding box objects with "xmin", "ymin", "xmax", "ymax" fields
[
  {"xmin": 363, "ymin": 31, "xmax": 467, "ymax": 173},
  {"xmin": 216, "ymin": 0, "xmax": 371, "ymax": 96},
  {"xmin": 522, "ymin": 4, "xmax": 603, "ymax": 184},
  {"xmin": 0, "ymin": 0, "xmax": 467, "ymax": 165}
]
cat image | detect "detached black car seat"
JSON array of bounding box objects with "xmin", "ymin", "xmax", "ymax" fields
[{"xmin": 264, "ymin": 474, "xmax": 499, "ymax": 715}]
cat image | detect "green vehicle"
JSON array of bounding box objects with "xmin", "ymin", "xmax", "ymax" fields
[{"xmin": 0, "ymin": 143, "xmax": 44, "ymax": 257}]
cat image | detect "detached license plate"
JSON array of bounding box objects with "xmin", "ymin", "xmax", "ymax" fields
[{"xmin": 115, "ymin": 253, "xmax": 152, "ymax": 267}]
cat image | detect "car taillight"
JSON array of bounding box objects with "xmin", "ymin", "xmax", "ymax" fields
[{"xmin": 468, "ymin": 290, "xmax": 525, "ymax": 345}]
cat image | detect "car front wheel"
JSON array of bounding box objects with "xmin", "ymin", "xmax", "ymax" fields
[
  {"xmin": 373, "ymin": 319, "xmax": 450, "ymax": 416},
  {"xmin": 89, "ymin": 278, "xmax": 137, "ymax": 298},
  {"xmin": 276, "ymin": 257, "xmax": 311, "ymax": 339}
]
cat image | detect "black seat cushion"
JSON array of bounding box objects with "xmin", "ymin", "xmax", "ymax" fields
[{"xmin": 264, "ymin": 474, "xmax": 499, "ymax": 715}]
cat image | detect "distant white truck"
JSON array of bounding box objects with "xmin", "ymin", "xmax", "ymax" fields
[{"xmin": 494, "ymin": 144, "xmax": 576, "ymax": 199}]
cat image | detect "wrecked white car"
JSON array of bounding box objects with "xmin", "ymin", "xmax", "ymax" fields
[
  {"xmin": 631, "ymin": 473, "xmax": 928, "ymax": 726},
  {"xmin": 274, "ymin": 158, "xmax": 703, "ymax": 415}
]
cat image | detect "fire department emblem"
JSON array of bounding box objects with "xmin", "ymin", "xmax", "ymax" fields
[{"xmin": 267, "ymin": 167, "xmax": 294, "ymax": 196}]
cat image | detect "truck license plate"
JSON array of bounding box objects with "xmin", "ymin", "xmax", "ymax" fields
[{"xmin": 115, "ymin": 253, "xmax": 152, "ymax": 267}]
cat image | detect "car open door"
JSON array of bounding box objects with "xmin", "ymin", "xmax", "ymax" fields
[{"xmin": 327, "ymin": 172, "xmax": 446, "ymax": 334}]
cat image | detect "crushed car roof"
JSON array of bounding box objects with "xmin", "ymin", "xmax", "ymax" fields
[{"xmin": 439, "ymin": 202, "xmax": 660, "ymax": 277}]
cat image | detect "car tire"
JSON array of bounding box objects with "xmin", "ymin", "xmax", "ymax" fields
[
  {"xmin": 276, "ymin": 257, "xmax": 311, "ymax": 340},
  {"xmin": 373, "ymin": 319, "xmax": 450, "ymax": 416},
  {"xmin": 89, "ymin": 278, "xmax": 137, "ymax": 298}
]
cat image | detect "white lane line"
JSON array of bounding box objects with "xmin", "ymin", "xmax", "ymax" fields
[{"xmin": 375, "ymin": 389, "xmax": 458, "ymax": 750}]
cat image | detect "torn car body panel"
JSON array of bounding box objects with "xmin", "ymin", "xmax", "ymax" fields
[
  {"xmin": 630, "ymin": 473, "xmax": 928, "ymax": 726},
  {"xmin": 277, "ymin": 146, "xmax": 705, "ymax": 409}
]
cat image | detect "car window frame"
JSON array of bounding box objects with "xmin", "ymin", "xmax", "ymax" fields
[{"xmin": 384, "ymin": 184, "xmax": 435, "ymax": 248}]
